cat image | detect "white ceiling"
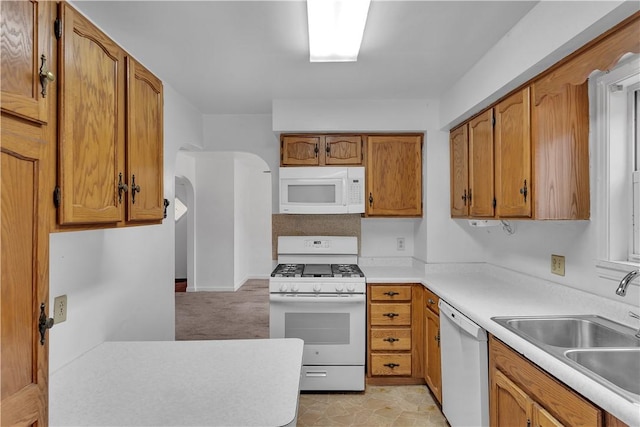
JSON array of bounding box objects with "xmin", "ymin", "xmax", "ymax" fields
[{"xmin": 73, "ymin": 1, "xmax": 538, "ymax": 115}]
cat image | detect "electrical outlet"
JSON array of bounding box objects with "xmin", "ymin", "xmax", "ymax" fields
[
  {"xmin": 396, "ymin": 237, "xmax": 405, "ymax": 251},
  {"xmin": 551, "ymin": 254, "xmax": 565, "ymax": 276},
  {"xmin": 53, "ymin": 295, "xmax": 67, "ymax": 324}
]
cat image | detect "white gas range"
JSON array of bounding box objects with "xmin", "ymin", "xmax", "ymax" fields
[{"xmin": 269, "ymin": 236, "xmax": 366, "ymax": 391}]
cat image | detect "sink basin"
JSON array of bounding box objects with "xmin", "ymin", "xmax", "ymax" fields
[
  {"xmin": 502, "ymin": 316, "xmax": 640, "ymax": 348},
  {"xmin": 565, "ymin": 348, "xmax": 640, "ymax": 397}
]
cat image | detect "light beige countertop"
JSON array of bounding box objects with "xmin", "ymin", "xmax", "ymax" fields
[
  {"xmin": 360, "ymin": 262, "xmax": 640, "ymax": 426},
  {"xmin": 49, "ymin": 338, "xmax": 303, "ymax": 427}
]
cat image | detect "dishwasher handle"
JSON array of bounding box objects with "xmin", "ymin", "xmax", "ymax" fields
[{"xmin": 439, "ymin": 300, "xmax": 487, "ymax": 341}]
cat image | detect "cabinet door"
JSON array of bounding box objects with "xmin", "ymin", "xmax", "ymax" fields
[
  {"xmin": 324, "ymin": 135, "xmax": 362, "ymax": 165},
  {"xmin": 468, "ymin": 109, "xmax": 495, "ymax": 217},
  {"xmin": 366, "ymin": 135, "xmax": 422, "ymax": 216},
  {"xmin": 424, "ymin": 308, "xmax": 442, "ymax": 404},
  {"xmin": 1, "ymin": 116, "xmax": 50, "ymax": 427},
  {"xmin": 450, "ymin": 124, "xmax": 469, "ymax": 217},
  {"xmin": 532, "ymin": 403, "xmax": 565, "ymax": 427},
  {"xmin": 1, "ymin": 0, "xmax": 51, "ymax": 124},
  {"xmin": 126, "ymin": 57, "xmax": 164, "ymax": 221},
  {"xmin": 531, "ymin": 81, "xmax": 589, "ymax": 220},
  {"xmin": 492, "ymin": 369, "xmax": 532, "ymax": 427},
  {"xmin": 58, "ymin": 3, "xmax": 125, "ymax": 224},
  {"xmin": 281, "ymin": 136, "xmax": 320, "ymax": 165},
  {"xmin": 495, "ymin": 88, "xmax": 531, "ymax": 218}
]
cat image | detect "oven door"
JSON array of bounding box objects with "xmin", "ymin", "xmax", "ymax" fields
[{"xmin": 269, "ymin": 293, "xmax": 365, "ymax": 366}]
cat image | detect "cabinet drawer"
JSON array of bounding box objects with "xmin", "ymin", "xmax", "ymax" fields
[
  {"xmin": 370, "ymin": 328, "xmax": 412, "ymax": 351},
  {"xmin": 424, "ymin": 288, "xmax": 440, "ymax": 315},
  {"xmin": 371, "ymin": 354, "xmax": 412, "ymax": 376},
  {"xmin": 370, "ymin": 286, "xmax": 412, "ymax": 302},
  {"xmin": 370, "ymin": 304, "xmax": 411, "ymax": 326}
]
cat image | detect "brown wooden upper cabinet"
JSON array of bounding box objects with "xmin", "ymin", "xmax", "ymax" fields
[
  {"xmin": 450, "ymin": 13, "xmax": 640, "ymax": 220},
  {"xmin": 366, "ymin": 135, "xmax": 423, "ymax": 217},
  {"xmin": 126, "ymin": 57, "xmax": 164, "ymax": 222},
  {"xmin": 280, "ymin": 134, "xmax": 363, "ymax": 166},
  {"xmin": 56, "ymin": 3, "xmax": 164, "ymax": 227},
  {"xmin": 58, "ymin": 2, "xmax": 125, "ymax": 225},
  {"xmin": 451, "ymin": 89, "xmax": 530, "ymax": 219},
  {"xmin": 1, "ymin": 0, "xmax": 52, "ymax": 125}
]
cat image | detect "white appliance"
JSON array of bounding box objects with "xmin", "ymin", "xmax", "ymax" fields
[
  {"xmin": 439, "ymin": 299, "xmax": 489, "ymax": 427},
  {"xmin": 279, "ymin": 166, "xmax": 365, "ymax": 214},
  {"xmin": 269, "ymin": 236, "xmax": 366, "ymax": 391}
]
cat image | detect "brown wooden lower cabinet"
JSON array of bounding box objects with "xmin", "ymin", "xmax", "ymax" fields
[
  {"xmin": 367, "ymin": 283, "xmax": 424, "ymax": 385},
  {"xmin": 489, "ymin": 335, "xmax": 628, "ymax": 427}
]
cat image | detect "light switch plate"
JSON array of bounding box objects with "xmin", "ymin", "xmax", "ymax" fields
[
  {"xmin": 551, "ymin": 254, "xmax": 565, "ymax": 276},
  {"xmin": 53, "ymin": 295, "xmax": 67, "ymax": 324}
]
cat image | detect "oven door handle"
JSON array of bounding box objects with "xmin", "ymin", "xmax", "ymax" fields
[{"xmin": 269, "ymin": 294, "xmax": 366, "ymax": 303}]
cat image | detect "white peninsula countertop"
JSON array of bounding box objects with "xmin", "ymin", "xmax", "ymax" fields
[
  {"xmin": 361, "ymin": 262, "xmax": 640, "ymax": 426},
  {"xmin": 50, "ymin": 338, "xmax": 303, "ymax": 427}
]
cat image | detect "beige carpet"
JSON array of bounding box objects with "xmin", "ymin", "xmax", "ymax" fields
[{"xmin": 175, "ymin": 279, "xmax": 269, "ymax": 340}]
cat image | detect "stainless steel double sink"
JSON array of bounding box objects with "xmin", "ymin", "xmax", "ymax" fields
[{"xmin": 492, "ymin": 315, "xmax": 640, "ymax": 403}]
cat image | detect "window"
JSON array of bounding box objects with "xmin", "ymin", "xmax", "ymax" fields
[{"xmin": 593, "ymin": 54, "xmax": 640, "ymax": 280}]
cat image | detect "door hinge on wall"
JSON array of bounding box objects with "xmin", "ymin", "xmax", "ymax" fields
[
  {"xmin": 53, "ymin": 186, "xmax": 61, "ymax": 208},
  {"xmin": 54, "ymin": 18, "xmax": 62, "ymax": 40}
]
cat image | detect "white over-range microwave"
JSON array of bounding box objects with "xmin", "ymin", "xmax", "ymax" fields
[{"xmin": 279, "ymin": 166, "xmax": 365, "ymax": 214}]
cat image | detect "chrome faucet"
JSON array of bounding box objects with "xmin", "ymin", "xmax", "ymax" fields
[{"xmin": 616, "ymin": 269, "xmax": 640, "ymax": 296}]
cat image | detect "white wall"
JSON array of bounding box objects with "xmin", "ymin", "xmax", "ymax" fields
[
  {"xmin": 175, "ymin": 178, "xmax": 189, "ymax": 279},
  {"xmin": 49, "ymin": 84, "xmax": 204, "ymax": 373},
  {"xmin": 440, "ymin": 1, "xmax": 639, "ymax": 128}
]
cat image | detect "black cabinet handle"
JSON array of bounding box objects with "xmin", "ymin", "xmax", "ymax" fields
[
  {"xmin": 383, "ymin": 312, "xmax": 399, "ymax": 318},
  {"xmin": 384, "ymin": 363, "xmax": 399, "ymax": 369},
  {"xmin": 519, "ymin": 179, "xmax": 528, "ymax": 203},
  {"xmin": 383, "ymin": 337, "xmax": 399, "ymax": 343},
  {"xmin": 384, "ymin": 291, "xmax": 399, "ymax": 297}
]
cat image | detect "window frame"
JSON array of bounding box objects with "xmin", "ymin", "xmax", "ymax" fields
[{"xmin": 593, "ymin": 54, "xmax": 640, "ymax": 281}]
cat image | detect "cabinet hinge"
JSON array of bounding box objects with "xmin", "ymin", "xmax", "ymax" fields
[
  {"xmin": 54, "ymin": 18, "xmax": 62, "ymax": 40},
  {"xmin": 53, "ymin": 186, "xmax": 61, "ymax": 208},
  {"xmin": 492, "ymin": 197, "xmax": 497, "ymax": 208}
]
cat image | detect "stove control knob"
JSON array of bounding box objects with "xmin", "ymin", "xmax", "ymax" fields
[
  {"xmin": 279, "ymin": 283, "xmax": 288, "ymax": 292},
  {"xmin": 291, "ymin": 283, "xmax": 299, "ymax": 292},
  {"xmin": 335, "ymin": 283, "xmax": 344, "ymax": 292},
  {"xmin": 346, "ymin": 283, "xmax": 356, "ymax": 292},
  {"xmin": 313, "ymin": 283, "xmax": 322, "ymax": 292}
]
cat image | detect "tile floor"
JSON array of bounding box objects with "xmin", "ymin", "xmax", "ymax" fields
[{"xmin": 297, "ymin": 385, "xmax": 449, "ymax": 426}]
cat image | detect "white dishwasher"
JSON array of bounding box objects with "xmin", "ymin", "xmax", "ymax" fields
[{"xmin": 439, "ymin": 300, "xmax": 489, "ymax": 427}]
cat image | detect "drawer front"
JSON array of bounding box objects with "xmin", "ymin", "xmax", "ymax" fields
[
  {"xmin": 371, "ymin": 354, "xmax": 412, "ymax": 376},
  {"xmin": 424, "ymin": 288, "xmax": 440, "ymax": 315},
  {"xmin": 370, "ymin": 328, "xmax": 412, "ymax": 351},
  {"xmin": 370, "ymin": 285, "xmax": 412, "ymax": 302},
  {"xmin": 370, "ymin": 304, "xmax": 412, "ymax": 326}
]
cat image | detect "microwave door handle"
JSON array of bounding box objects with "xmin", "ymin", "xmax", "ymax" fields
[{"xmin": 343, "ymin": 177, "xmax": 348, "ymax": 206}]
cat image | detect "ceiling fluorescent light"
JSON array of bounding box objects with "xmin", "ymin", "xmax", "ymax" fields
[{"xmin": 307, "ymin": 0, "xmax": 371, "ymax": 62}]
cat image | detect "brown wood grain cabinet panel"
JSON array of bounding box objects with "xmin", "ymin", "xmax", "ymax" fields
[
  {"xmin": 424, "ymin": 305, "xmax": 442, "ymax": 403},
  {"xmin": 281, "ymin": 136, "xmax": 321, "ymax": 165},
  {"xmin": 468, "ymin": 109, "xmax": 495, "ymax": 217},
  {"xmin": 531, "ymin": 81, "xmax": 589, "ymax": 219},
  {"xmin": 1, "ymin": 0, "xmax": 51, "ymax": 124},
  {"xmin": 324, "ymin": 135, "xmax": 362, "ymax": 165},
  {"xmin": 126, "ymin": 57, "xmax": 164, "ymax": 221},
  {"xmin": 450, "ymin": 124, "xmax": 469, "ymax": 217},
  {"xmin": 495, "ymin": 88, "xmax": 532, "ymax": 218},
  {"xmin": 366, "ymin": 135, "xmax": 422, "ymax": 217},
  {"xmin": 1, "ymin": 115, "xmax": 51, "ymax": 427},
  {"xmin": 490, "ymin": 336, "xmax": 602, "ymax": 426},
  {"xmin": 58, "ymin": 2, "xmax": 125, "ymax": 224},
  {"xmin": 367, "ymin": 284, "xmax": 424, "ymax": 385},
  {"xmin": 370, "ymin": 328, "xmax": 412, "ymax": 351}
]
